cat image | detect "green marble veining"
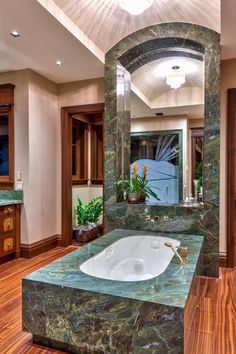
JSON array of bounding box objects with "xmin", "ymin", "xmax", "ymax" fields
[
  {"xmin": 0, "ymin": 190, "xmax": 23, "ymax": 205},
  {"xmin": 23, "ymin": 282, "xmax": 184, "ymax": 354},
  {"xmin": 23, "ymin": 229, "xmax": 202, "ymax": 353},
  {"xmin": 24, "ymin": 229, "xmax": 203, "ymax": 308},
  {"xmin": 0, "ymin": 199, "xmax": 23, "ymax": 205},
  {"xmin": 104, "ymin": 22, "xmax": 220, "ymax": 277}
]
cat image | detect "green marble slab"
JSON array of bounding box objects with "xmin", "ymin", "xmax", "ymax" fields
[
  {"xmin": 0, "ymin": 190, "xmax": 23, "ymax": 205},
  {"xmin": 24, "ymin": 229, "xmax": 203, "ymax": 308},
  {"xmin": 0, "ymin": 199, "xmax": 23, "ymax": 205}
]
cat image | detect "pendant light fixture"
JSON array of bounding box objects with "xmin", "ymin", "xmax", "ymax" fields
[
  {"xmin": 166, "ymin": 66, "xmax": 186, "ymax": 90},
  {"xmin": 119, "ymin": 0, "xmax": 153, "ymax": 15}
]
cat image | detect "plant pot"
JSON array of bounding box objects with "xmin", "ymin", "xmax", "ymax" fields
[
  {"xmin": 73, "ymin": 223, "xmax": 102, "ymax": 242},
  {"xmin": 127, "ymin": 192, "xmax": 146, "ymax": 204}
]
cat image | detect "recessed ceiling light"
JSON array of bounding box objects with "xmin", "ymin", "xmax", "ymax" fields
[
  {"xmin": 154, "ymin": 58, "xmax": 198, "ymax": 77},
  {"xmin": 119, "ymin": 0, "xmax": 153, "ymax": 15},
  {"xmin": 56, "ymin": 60, "xmax": 62, "ymax": 66},
  {"xmin": 10, "ymin": 31, "xmax": 20, "ymax": 38}
]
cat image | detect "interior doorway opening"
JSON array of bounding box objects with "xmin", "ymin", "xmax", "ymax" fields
[{"xmin": 61, "ymin": 103, "xmax": 104, "ymax": 247}]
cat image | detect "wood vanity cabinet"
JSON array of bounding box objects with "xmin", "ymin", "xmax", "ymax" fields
[{"xmin": 0, "ymin": 204, "xmax": 21, "ymax": 263}]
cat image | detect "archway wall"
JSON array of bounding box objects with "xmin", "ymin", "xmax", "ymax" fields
[{"xmin": 104, "ymin": 22, "xmax": 220, "ymax": 277}]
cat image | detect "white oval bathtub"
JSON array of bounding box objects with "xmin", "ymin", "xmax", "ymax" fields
[{"xmin": 80, "ymin": 235, "xmax": 180, "ymax": 281}]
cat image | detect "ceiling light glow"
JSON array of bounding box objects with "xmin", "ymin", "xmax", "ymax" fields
[
  {"xmin": 119, "ymin": 0, "xmax": 153, "ymax": 15},
  {"xmin": 56, "ymin": 60, "xmax": 62, "ymax": 66},
  {"xmin": 10, "ymin": 31, "xmax": 20, "ymax": 38},
  {"xmin": 166, "ymin": 66, "xmax": 186, "ymax": 90},
  {"xmin": 154, "ymin": 58, "xmax": 198, "ymax": 77}
]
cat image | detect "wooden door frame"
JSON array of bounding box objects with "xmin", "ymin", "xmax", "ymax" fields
[
  {"xmin": 61, "ymin": 103, "xmax": 104, "ymax": 247},
  {"xmin": 190, "ymin": 128, "xmax": 204, "ymax": 195},
  {"xmin": 227, "ymin": 89, "xmax": 236, "ymax": 267}
]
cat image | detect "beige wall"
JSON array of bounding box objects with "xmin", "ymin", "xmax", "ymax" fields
[
  {"xmin": 0, "ymin": 70, "xmax": 30, "ymax": 243},
  {"xmin": 220, "ymin": 59, "xmax": 236, "ymax": 253},
  {"xmin": 0, "ymin": 66, "xmax": 226, "ymax": 251},
  {"xmin": 0, "ymin": 71, "xmax": 104, "ymax": 244},
  {"xmin": 28, "ymin": 71, "xmax": 59, "ymax": 243},
  {"xmin": 58, "ymin": 78, "xmax": 104, "ymax": 107}
]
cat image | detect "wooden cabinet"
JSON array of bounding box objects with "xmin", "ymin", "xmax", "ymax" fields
[
  {"xmin": 0, "ymin": 84, "xmax": 15, "ymax": 189},
  {"xmin": 0, "ymin": 204, "xmax": 21, "ymax": 263}
]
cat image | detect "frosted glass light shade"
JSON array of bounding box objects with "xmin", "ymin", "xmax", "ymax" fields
[
  {"xmin": 119, "ymin": 0, "xmax": 153, "ymax": 15},
  {"xmin": 166, "ymin": 72, "xmax": 186, "ymax": 89}
]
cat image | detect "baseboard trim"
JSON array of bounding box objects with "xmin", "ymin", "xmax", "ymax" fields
[
  {"xmin": 20, "ymin": 234, "xmax": 62, "ymax": 259},
  {"xmin": 219, "ymin": 252, "xmax": 227, "ymax": 268}
]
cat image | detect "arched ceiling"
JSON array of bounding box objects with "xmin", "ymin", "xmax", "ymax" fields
[
  {"xmin": 1, "ymin": 0, "xmax": 235, "ymax": 84},
  {"xmin": 50, "ymin": 0, "xmax": 220, "ymax": 53},
  {"xmin": 131, "ymin": 56, "xmax": 204, "ymax": 115},
  {"xmin": 131, "ymin": 57, "xmax": 203, "ymax": 103}
]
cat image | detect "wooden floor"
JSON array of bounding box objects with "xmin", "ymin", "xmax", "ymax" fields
[{"xmin": 0, "ymin": 248, "xmax": 235, "ymax": 354}]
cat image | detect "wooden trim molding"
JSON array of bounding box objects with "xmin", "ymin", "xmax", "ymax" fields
[
  {"xmin": 227, "ymin": 88, "xmax": 236, "ymax": 267},
  {"xmin": 20, "ymin": 235, "xmax": 61, "ymax": 259},
  {"xmin": 0, "ymin": 84, "xmax": 15, "ymax": 188},
  {"xmin": 61, "ymin": 103, "xmax": 104, "ymax": 247},
  {"xmin": 219, "ymin": 252, "xmax": 227, "ymax": 268}
]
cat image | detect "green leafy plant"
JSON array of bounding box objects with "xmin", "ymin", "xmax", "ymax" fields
[
  {"xmin": 75, "ymin": 196, "xmax": 103, "ymax": 226},
  {"xmin": 117, "ymin": 162, "xmax": 159, "ymax": 201},
  {"xmin": 195, "ymin": 161, "xmax": 202, "ymax": 192}
]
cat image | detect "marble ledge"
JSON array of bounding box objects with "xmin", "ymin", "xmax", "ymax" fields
[
  {"xmin": 24, "ymin": 229, "xmax": 203, "ymax": 309},
  {"xmin": 0, "ymin": 190, "xmax": 23, "ymax": 205},
  {"xmin": 0, "ymin": 199, "xmax": 23, "ymax": 206}
]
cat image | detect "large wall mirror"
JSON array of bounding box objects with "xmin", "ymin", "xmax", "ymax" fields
[
  {"xmin": 129, "ymin": 55, "xmax": 204, "ymax": 205},
  {"xmin": 0, "ymin": 84, "xmax": 15, "ymax": 188}
]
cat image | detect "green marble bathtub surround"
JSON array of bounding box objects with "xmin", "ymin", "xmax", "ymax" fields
[
  {"xmin": 23, "ymin": 229, "xmax": 202, "ymax": 353},
  {"xmin": 24, "ymin": 229, "xmax": 203, "ymax": 308},
  {"xmin": 23, "ymin": 282, "xmax": 184, "ymax": 354},
  {"xmin": 104, "ymin": 22, "xmax": 220, "ymax": 277}
]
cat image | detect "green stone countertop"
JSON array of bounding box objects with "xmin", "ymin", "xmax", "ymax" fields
[
  {"xmin": 24, "ymin": 229, "xmax": 203, "ymax": 308},
  {"xmin": 0, "ymin": 190, "xmax": 23, "ymax": 205},
  {"xmin": 0, "ymin": 199, "xmax": 23, "ymax": 205}
]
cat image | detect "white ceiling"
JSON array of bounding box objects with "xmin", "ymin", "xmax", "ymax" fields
[
  {"xmin": 51, "ymin": 0, "xmax": 220, "ymax": 53},
  {"xmin": 131, "ymin": 57, "xmax": 203, "ymax": 104},
  {"xmin": 131, "ymin": 91, "xmax": 204, "ymax": 119},
  {"xmin": 221, "ymin": 0, "xmax": 236, "ymax": 59},
  {"xmin": 0, "ymin": 0, "xmax": 104, "ymax": 83},
  {"xmin": 0, "ymin": 0, "xmax": 222, "ymax": 85},
  {"xmin": 130, "ymin": 56, "xmax": 204, "ymax": 118},
  {"xmin": 0, "ymin": 0, "xmax": 234, "ymax": 87}
]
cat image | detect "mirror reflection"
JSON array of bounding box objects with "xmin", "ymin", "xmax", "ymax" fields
[
  {"xmin": 0, "ymin": 108, "xmax": 9, "ymax": 176},
  {"xmin": 130, "ymin": 56, "xmax": 204, "ymax": 206}
]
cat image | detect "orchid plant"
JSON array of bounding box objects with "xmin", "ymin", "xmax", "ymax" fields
[{"xmin": 117, "ymin": 162, "xmax": 159, "ymax": 201}]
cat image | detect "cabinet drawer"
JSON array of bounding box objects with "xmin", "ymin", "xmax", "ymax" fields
[
  {"xmin": 0, "ymin": 215, "xmax": 15, "ymax": 233},
  {"xmin": 3, "ymin": 217, "xmax": 14, "ymax": 232},
  {"xmin": 2, "ymin": 205, "xmax": 16, "ymax": 216},
  {"xmin": 0, "ymin": 235, "xmax": 15, "ymax": 256},
  {"xmin": 0, "ymin": 206, "xmax": 16, "ymax": 220}
]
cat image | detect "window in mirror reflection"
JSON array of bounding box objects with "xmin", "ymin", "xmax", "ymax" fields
[
  {"xmin": 191, "ymin": 128, "xmax": 204, "ymax": 201},
  {"xmin": 131, "ymin": 131, "xmax": 182, "ymax": 205},
  {"xmin": 0, "ymin": 111, "xmax": 9, "ymax": 176}
]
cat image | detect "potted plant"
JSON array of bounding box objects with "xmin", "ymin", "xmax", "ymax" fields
[
  {"xmin": 117, "ymin": 162, "xmax": 159, "ymax": 204},
  {"xmin": 74, "ymin": 196, "xmax": 103, "ymax": 242}
]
